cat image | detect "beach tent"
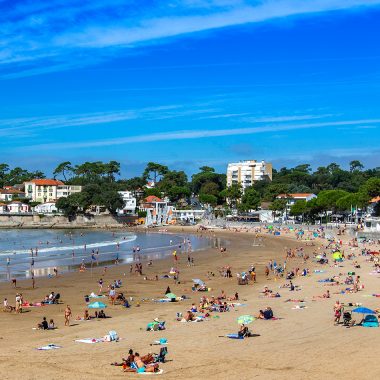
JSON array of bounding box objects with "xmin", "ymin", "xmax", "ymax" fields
[
  {"xmin": 88, "ymin": 301, "xmax": 107, "ymax": 309},
  {"xmin": 362, "ymin": 315, "xmax": 379, "ymax": 328},
  {"xmin": 192, "ymin": 279, "xmax": 205, "ymax": 286}
]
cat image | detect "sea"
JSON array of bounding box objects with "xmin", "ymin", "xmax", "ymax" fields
[{"xmin": 0, "ymin": 229, "xmax": 225, "ymax": 281}]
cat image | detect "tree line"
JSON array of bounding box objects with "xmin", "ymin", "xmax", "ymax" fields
[{"xmin": 0, "ymin": 160, "xmax": 379, "ymax": 217}]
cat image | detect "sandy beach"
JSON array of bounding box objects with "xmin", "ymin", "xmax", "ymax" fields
[{"xmin": 0, "ymin": 226, "xmax": 379, "ymax": 380}]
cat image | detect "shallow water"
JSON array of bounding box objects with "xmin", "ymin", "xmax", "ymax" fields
[{"xmin": 0, "ymin": 229, "xmax": 225, "ymax": 281}]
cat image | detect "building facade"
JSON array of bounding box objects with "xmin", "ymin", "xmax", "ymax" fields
[
  {"xmin": 34, "ymin": 202, "xmax": 58, "ymax": 214},
  {"xmin": 276, "ymin": 193, "xmax": 317, "ymax": 217},
  {"xmin": 24, "ymin": 179, "xmax": 82, "ymax": 203},
  {"xmin": 117, "ymin": 191, "xmax": 137, "ymax": 215},
  {"xmin": 226, "ymin": 160, "xmax": 272, "ymax": 192},
  {"xmin": 0, "ymin": 187, "xmax": 25, "ymax": 202},
  {"xmin": 57, "ymin": 185, "xmax": 83, "ymax": 198}
]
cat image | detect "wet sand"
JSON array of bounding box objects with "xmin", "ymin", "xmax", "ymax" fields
[{"xmin": 0, "ymin": 227, "xmax": 379, "ymax": 380}]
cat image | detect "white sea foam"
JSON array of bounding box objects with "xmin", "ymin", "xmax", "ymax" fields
[{"xmin": 0, "ymin": 235, "xmax": 137, "ymax": 256}]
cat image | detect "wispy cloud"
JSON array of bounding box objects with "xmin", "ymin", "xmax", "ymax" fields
[
  {"xmin": 22, "ymin": 118, "xmax": 380, "ymax": 150},
  {"xmin": 1, "ymin": 0, "xmax": 380, "ymax": 77},
  {"xmin": 0, "ymin": 105, "xmax": 182, "ymax": 137}
]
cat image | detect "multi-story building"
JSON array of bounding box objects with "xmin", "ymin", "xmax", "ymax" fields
[
  {"xmin": 117, "ymin": 191, "xmax": 137, "ymax": 215},
  {"xmin": 57, "ymin": 185, "xmax": 83, "ymax": 198},
  {"xmin": 24, "ymin": 179, "xmax": 82, "ymax": 203},
  {"xmin": 226, "ymin": 160, "xmax": 273, "ymax": 192}
]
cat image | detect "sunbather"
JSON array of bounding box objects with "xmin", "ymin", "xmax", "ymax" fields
[
  {"xmin": 37, "ymin": 317, "xmax": 49, "ymax": 330},
  {"xmin": 123, "ymin": 353, "xmax": 159, "ymax": 373},
  {"xmin": 258, "ymin": 307, "xmax": 274, "ymax": 320}
]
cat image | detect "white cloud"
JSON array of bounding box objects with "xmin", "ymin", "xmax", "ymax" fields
[
  {"xmin": 23, "ymin": 118, "xmax": 380, "ymax": 150},
  {"xmin": 1, "ymin": 0, "xmax": 380, "ymax": 76}
]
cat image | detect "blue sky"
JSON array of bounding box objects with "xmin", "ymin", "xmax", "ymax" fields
[{"xmin": 1, "ymin": 0, "xmax": 380, "ymax": 178}]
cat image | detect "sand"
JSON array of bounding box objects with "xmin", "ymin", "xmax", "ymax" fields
[{"xmin": 0, "ymin": 226, "xmax": 379, "ymax": 380}]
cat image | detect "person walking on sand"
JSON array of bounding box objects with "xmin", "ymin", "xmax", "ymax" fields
[
  {"xmin": 98, "ymin": 278, "xmax": 103, "ymax": 293},
  {"xmin": 64, "ymin": 305, "xmax": 72, "ymax": 326}
]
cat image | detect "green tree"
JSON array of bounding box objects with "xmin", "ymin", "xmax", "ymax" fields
[
  {"xmin": 158, "ymin": 170, "xmax": 188, "ymax": 195},
  {"xmin": 238, "ymin": 187, "xmax": 261, "ymax": 212},
  {"xmin": 220, "ymin": 183, "xmax": 242, "ymax": 208},
  {"xmin": 104, "ymin": 161, "xmax": 121, "ymax": 182},
  {"xmin": 53, "ymin": 161, "xmax": 73, "ymax": 181},
  {"xmin": 200, "ymin": 181, "xmax": 220, "ymax": 197},
  {"xmin": 316, "ymin": 190, "xmax": 349, "ymax": 212},
  {"xmin": 349, "ymin": 160, "xmax": 364, "ymax": 173},
  {"xmin": 167, "ymin": 186, "xmax": 191, "ymax": 202},
  {"xmin": 143, "ymin": 162, "xmax": 168, "ymax": 183},
  {"xmin": 359, "ymin": 178, "xmax": 380, "ymax": 199},
  {"xmin": 199, "ymin": 193, "xmax": 218, "ymax": 206},
  {"xmin": 269, "ymin": 199, "xmax": 287, "ymax": 213},
  {"xmin": 290, "ymin": 200, "xmax": 307, "ymax": 216},
  {"xmin": 100, "ymin": 190, "xmax": 124, "ymax": 215},
  {"xmin": 191, "ymin": 167, "xmax": 226, "ymax": 197},
  {"xmin": 144, "ymin": 188, "xmax": 162, "ymax": 198}
]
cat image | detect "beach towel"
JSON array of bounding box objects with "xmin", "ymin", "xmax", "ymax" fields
[
  {"xmin": 152, "ymin": 338, "xmax": 168, "ymax": 345},
  {"xmin": 226, "ymin": 334, "xmax": 244, "ymax": 339},
  {"xmin": 75, "ymin": 338, "xmax": 104, "ymax": 344},
  {"xmin": 138, "ymin": 369, "xmax": 164, "ymax": 375},
  {"xmin": 37, "ymin": 344, "xmax": 62, "ymax": 350}
]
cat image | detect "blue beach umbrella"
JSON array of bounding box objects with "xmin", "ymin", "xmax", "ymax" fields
[
  {"xmin": 352, "ymin": 307, "xmax": 376, "ymax": 315},
  {"xmin": 192, "ymin": 279, "xmax": 205, "ymax": 285},
  {"xmin": 88, "ymin": 301, "xmax": 107, "ymax": 309}
]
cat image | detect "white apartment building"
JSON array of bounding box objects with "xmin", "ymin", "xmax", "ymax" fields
[
  {"xmin": 117, "ymin": 191, "xmax": 137, "ymax": 215},
  {"xmin": 226, "ymin": 160, "xmax": 273, "ymax": 191},
  {"xmin": 57, "ymin": 185, "xmax": 83, "ymax": 198},
  {"xmin": 24, "ymin": 179, "xmax": 82, "ymax": 203}
]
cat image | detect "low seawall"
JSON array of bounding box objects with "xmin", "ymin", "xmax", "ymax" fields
[{"xmin": 0, "ymin": 214, "xmax": 137, "ymax": 229}]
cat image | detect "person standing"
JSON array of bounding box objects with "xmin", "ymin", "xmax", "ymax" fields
[
  {"xmin": 98, "ymin": 278, "xmax": 103, "ymax": 293},
  {"xmin": 64, "ymin": 305, "xmax": 72, "ymax": 326}
]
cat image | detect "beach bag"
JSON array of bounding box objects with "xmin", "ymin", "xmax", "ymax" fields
[{"xmin": 109, "ymin": 330, "xmax": 119, "ymax": 341}]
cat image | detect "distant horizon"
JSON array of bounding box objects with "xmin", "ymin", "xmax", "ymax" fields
[{"xmin": 1, "ymin": 1, "xmax": 380, "ymax": 176}]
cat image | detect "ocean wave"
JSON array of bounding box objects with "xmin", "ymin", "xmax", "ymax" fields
[{"xmin": 0, "ymin": 235, "xmax": 137, "ymax": 256}]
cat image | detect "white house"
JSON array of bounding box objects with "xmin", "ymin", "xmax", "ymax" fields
[
  {"xmin": 34, "ymin": 202, "xmax": 58, "ymax": 214},
  {"xmin": 173, "ymin": 209, "xmax": 205, "ymax": 223},
  {"xmin": 0, "ymin": 187, "xmax": 25, "ymax": 202},
  {"xmin": 0, "ymin": 203, "xmax": 8, "ymax": 213},
  {"xmin": 117, "ymin": 191, "xmax": 137, "ymax": 215},
  {"xmin": 276, "ymin": 193, "xmax": 317, "ymax": 217},
  {"xmin": 7, "ymin": 201, "xmax": 30, "ymax": 213},
  {"xmin": 140, "ymin": 196, "xmax": 174, "ymax": 226}
]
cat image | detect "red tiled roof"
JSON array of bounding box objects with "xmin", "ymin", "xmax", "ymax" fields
[
  {"xmin": 0, "ymin": 188, "xmax": 23, "ymax": 194},
  {"xmin": 145, "ymin": 195, "xmax": 163, "ymax": 203},
  {"xmin": 370, "ymin": 196, "xmax": 380, "ymax": 203},
  {"xmin": 28, "ymin": 179, "xmax": 64, "ymax": 186},
  {"xmin": 277, "ymin": 193, "xmax": 315, "ymax": 199}
]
